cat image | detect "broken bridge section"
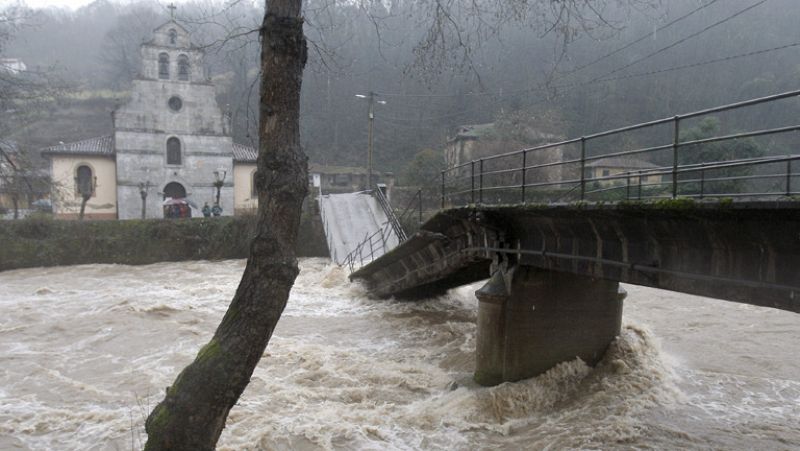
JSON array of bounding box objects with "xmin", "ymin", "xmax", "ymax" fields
[
  {"xmin": 352, "ymin": 202, "xmax": 800, "ymax": 312},
  {"xmin": 350, "ymin": 201, "xmax": 800, "ymax": 385},
  {"xmin": 319, "ymin": 192, "xmax": 401, "ymax": 265},
  {"xmin": 346, "ymin": 91, "xmax": 800, "ymax": 386}
]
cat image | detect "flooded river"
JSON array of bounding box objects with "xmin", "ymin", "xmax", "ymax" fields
[{"xmin": 0, "ymin": 258, "xmax": 798, "ymax": 450}]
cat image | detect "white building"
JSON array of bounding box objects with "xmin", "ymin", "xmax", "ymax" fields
[
  {"xmin": 0, "ymin": 58, "xmax": 27, "ymax": 74},
  {"xmin": 42, "ymin": 20, "xmax": 258, "ymax": 219}
]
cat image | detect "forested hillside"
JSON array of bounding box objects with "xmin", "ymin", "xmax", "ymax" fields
[{"xmin": 3, "ymin": 0, "xmax": 799, "ymax": 182}]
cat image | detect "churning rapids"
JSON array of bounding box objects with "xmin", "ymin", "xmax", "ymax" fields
[{"xmin": 1, "ymin": 258, "xmax": 798, "ymax": 450}]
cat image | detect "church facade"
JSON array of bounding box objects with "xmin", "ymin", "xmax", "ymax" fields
[{"xmin": 43, "ymin": 20, "xmax": 258, "ymax": 220}]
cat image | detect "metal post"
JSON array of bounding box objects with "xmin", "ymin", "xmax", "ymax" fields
[
  {"xmin": 626, "ymin": 173, "xmax": 631, "ymax": 200},
  {"xmin": 441, "ymin": 170, "xmax": 445, "ymax": 209},
  {"xmin": 638, "ymin": 170, "xmax": 643, "ymax": 200},
  {"xmin": 521, "ymin": 149, "xmax": 527, "ymax": 203},
  {"xmin": 367, "ymin": 92, "xmax": 375, "ymax": 190},
  {"xmin": 787, "ymin": 160, "xmax": 793, "ymax": 196},
  {"xmin": 417, "ymin": 189, "xmax": 423, "ymax": 225},
  {"xmin": 479, "ymin": 158, "xmax": 484, "ymax": 204},
  {"xmin": 672, "ymin": 115, "xmax": 681, "ymax": 199},
  {"xmin": 699, "ymin": 164, "xmax": 705, "ymax": 199},
  {"xmin": 361, "ymin": 233, "xmax": 368, "ymax": 265},
  {"xmin": 139, "ymin": 181, "xmax": 149, "ymax": 219},
  {"xmin": 369, "ymin": 233, "xmax": 374, "ymax": 261},
  {"xmin": 579, "ymin": 137, "xmax": 586, "ymax": 200},
  {"xmin": 380, "ymin": 227, "xmax": 386, "ymax": 253},
  {"xmin": 471, "ymin": 160, "xmax": 476, "ymax": 204}
]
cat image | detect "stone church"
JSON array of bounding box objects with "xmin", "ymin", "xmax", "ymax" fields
[{"xmin": 43, "ymin": 19, "xmax": 258, "ymax": 219}]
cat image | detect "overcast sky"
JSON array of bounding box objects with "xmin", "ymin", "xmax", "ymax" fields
[
  {"xmin": 7, "ymin": 0, "xmax": 93, "ymax": 8},
  {"xmin": 0, "ymin": 0, "xmax": 195, "ymax": 11}
]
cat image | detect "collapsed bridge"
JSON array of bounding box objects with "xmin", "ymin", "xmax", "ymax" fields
[{"xmin": 321, "ymin": 90, "xmax": 800, "ymax": 386}]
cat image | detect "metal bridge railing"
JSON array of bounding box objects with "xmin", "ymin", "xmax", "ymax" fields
[
  {"xmin": 341, "ymin": 218, "xmax": 395, "ymax": 273},
  {"xmin": 342, "ymin": 89, "xmax": 800, "ymax": 273},
  {"xmin": 373, "ymin": 185, "xmax": 408, "ymax": 242},
  {"xmin": 340, "ymin": 185, "xmax": 410, "ymax": 272},
  {"xmin": 441, "ymin": 89, "xmax": 800, "ymax": 207}
]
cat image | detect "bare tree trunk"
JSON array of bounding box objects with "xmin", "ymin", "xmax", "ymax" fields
[
  {"xmin": 12, "ymin": 195, "xmax": 18, "ymax": 220},
  {"xmin": 143, "ymin": 0, "xmax": 307, "ymax": 449}
]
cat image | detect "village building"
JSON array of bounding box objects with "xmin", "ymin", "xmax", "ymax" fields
[
  {"xmin": 585, "ymin": 157, "xmax": 662, "ymax": 187},
  {"xmin": 444, "ymin": 122, "xmax": 565, "ymax": 184},
  {"xmin": 308, "ymin": 163, "xmax": 394, "ymax": 196},
  {"xmin": 0, "ymin": 58, "xmax": 27, "ymax": 74},
  {"xmin": 42, "ymin": 20, "xmax": 257, "ymax": 220}
]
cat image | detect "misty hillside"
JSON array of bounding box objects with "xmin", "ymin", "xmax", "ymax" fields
[{"xmin": 2, "ymin": 0, "xmax": 800, "ymax": 181}]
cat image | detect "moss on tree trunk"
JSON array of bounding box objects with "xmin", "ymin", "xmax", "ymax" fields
[{"xmin": 143, "ymin": 0, "xmax": 307, "ymax": 448}]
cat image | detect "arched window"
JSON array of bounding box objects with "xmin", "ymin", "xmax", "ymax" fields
[
  {"xmin": 158, "ymin": 53, "xmax": 170, "ymax": 79},
  {"xmin": 76, "ymin": 165, "xmax": 94, "ymax": 197},
  {"xmin": 251, "ymin": 170, "xmax": 257, "ymax": 197},
  {"xmin": 168, "ymin": 29, "xmax": 177, "ymax": 45},
  {"xmin": 177, "ymin": 54, "xmax": 190, "ymax": 81},
  {"xmin": 166, "ymin": 137, "xmax": 181, "ymax": 165}
]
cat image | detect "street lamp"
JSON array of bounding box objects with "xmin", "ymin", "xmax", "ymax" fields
[
  {"xmin": 138, "ymin": 180, "xmax": 151, "ymax": 219},
  {"xmin": 213, "ymin": 167, "xmax": 227, "ymax": 208},
  {"xmin": 355, "ymin": 92, "xmax": 386, "ymax": 190}
]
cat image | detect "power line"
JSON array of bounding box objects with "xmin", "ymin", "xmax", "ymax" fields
[
  {"xmin": 593, "ymin": 42, "xmax": 800, "ymax": 84},
  {"xmin": 548, "ymin": 0, "xmax": 721, "ymax": 78},
  {"xmin": 378, "ymin": 104, "xmax": 493, "ymax": 123},
  {"xmin": 586, "ymin": 0, "xmax": 769, "ymax": 84},
  {"xmin": 373, "ymin": 40, "xmax": 800, "ymax": 125},
  {"xmin": 372, "ymin": 0, "xmax": 723, "ymax": 99},
  {"xmin": 370, "ymin": 0, "xmax": 773, "ymax": 125},
  {"xmin": 489, "ymin": 0, "xmax": 770, "ymax": 100}
]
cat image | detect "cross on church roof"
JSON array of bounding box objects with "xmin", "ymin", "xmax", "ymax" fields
[{"xmin": 167, "ymin": 3, "xmax": 177, "ymax": 19}]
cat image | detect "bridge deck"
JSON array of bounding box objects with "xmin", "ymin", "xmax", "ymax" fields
[
  {"xmin": 319, "ymin": 192, "xmax": 400, "ymax": 265},
  {"xmin": 351, "ymin": 201, "xmax": 800, "ymax": 313}
]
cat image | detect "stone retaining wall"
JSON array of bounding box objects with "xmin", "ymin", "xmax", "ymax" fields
[{"xmin": 0, "ymin": 212, "xmax": 328, "ymax": 271}]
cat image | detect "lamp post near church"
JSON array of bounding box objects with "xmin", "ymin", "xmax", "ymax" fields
[
  {"xmin": 138, "ymin": 180, "xmax": 151, "ymax": 219},
  {"xmin": 355, "ymin": 92, "xmax": 386, "ymax": 190},
  {"xmin": 213, "ymin": 168, "xmax": 227, "ymax": 209}
]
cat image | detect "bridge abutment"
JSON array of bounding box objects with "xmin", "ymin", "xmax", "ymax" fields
[{"xmin": 474, "ymin": 265, "xmax": 625, "ymax": 386}]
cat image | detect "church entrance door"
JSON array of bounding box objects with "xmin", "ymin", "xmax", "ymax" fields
[
  {"xmin": 163, "ymin": 182, "xmax": 187, "ymax": 200},
  {"xmin": 163, "ymin": 182, "xmax": 191, "ymax": 219}
]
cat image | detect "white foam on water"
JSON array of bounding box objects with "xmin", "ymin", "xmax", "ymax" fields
[{"xmin": 0, "ymin": 259, "xmax": 798, "ymax": 450}]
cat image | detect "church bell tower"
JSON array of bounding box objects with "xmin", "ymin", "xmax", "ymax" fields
[{"xmin": 112, "ymin": 15, "xmax": 235, "ymax": 219}]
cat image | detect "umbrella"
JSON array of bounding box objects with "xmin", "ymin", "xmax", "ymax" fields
[
  {"xmin": 162, "ymin": 197, "xmax": 199, "ymax": 209},
  {"xmin": 162, "ymin": 197, "xmax": 188, "ymax": 206}
]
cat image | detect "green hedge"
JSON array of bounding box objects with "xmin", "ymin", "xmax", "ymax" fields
[{"xmin": 0, "ymin": 213, "xmax": 328, "ymax": 271}]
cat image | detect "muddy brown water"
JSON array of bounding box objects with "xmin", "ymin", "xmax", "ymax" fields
[{"xmin": 0, "ymin": 258, "xmax": 798, "ymax": 450}]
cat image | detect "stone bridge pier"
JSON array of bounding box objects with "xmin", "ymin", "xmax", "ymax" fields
[{"xmin": 474, "ymin": 264, "xmax": 625, "ymax": 386}]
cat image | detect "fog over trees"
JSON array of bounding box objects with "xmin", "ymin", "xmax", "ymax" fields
[{"xmin": 2, "ymin": 0, "xmax": 799, "ymax": 181}]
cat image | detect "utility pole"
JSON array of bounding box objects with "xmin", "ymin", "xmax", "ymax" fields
[
  {"xmin": 367, "ymin": 92, "xmax": 374, "ymax": 190},
  {"xmin": 356, "ymin": 92, "xmax": 386, "ymax": 190}
]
